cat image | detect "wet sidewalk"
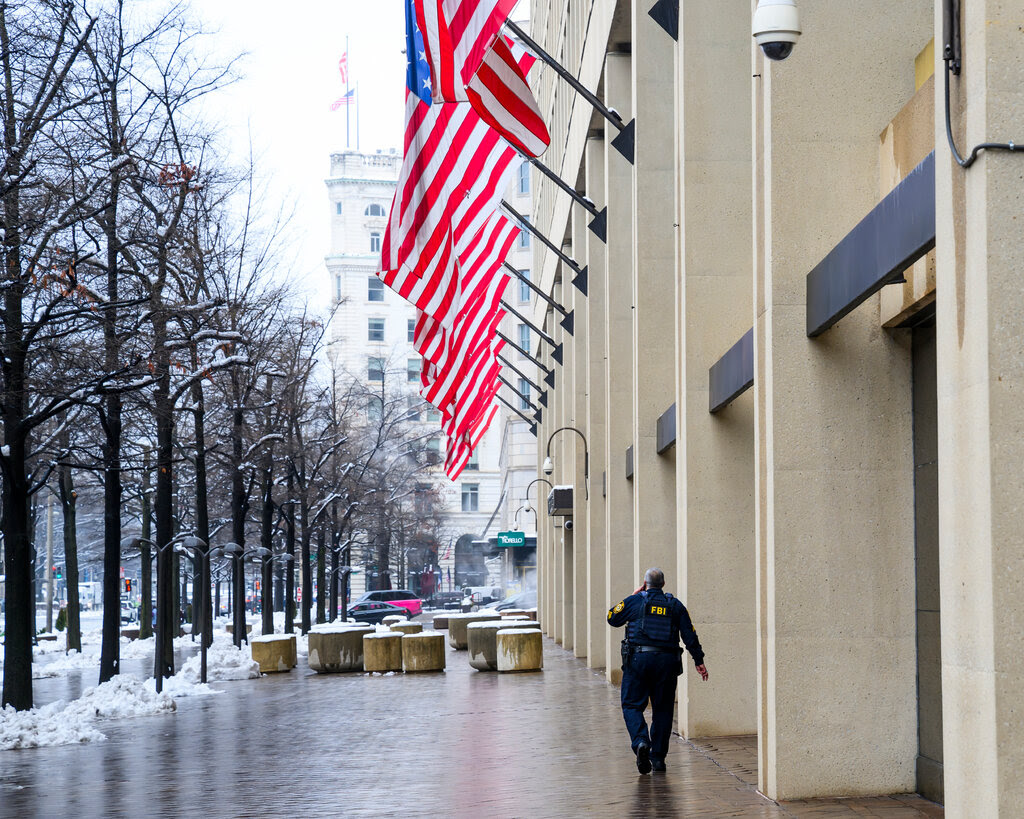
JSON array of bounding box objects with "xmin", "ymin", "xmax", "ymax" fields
[{"xmin": 0, "ymin": 633, "xmax": 942, "ymax": 818}]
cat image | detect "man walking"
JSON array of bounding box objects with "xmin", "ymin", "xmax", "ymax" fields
[{"xmin": 607, "ymin": 567, "xmax": 708, "ymax": 774}]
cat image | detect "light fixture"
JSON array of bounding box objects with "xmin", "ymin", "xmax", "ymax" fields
[
  {"xmin": 542, "ymin": 456, "xmax": 553, "ymax": 475},
  {"xmin": 752, "ymin": 0, "xmax": 801, "ymax": 62}
]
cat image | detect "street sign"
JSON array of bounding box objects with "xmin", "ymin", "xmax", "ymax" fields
[{"xmin": 496, "ymin": 531, "xmax": 526, "ymax": 548}]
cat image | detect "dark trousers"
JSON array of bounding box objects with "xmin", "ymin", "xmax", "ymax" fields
[{"xmin": 620, "ymin": 650, "xmax": 678, "ymax": 760}]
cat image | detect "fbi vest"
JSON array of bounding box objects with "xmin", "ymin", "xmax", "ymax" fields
[{"xmin": 628, "ymin": 590, "xmax": 679, "ymax": 648}]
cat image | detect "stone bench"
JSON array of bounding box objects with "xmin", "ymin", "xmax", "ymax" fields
[
  {"xmin": 363, "ymin": 632, "xmax": 403, "ymax": 672},
  {"xmin": 432, "ymin": 615, "xmax": 450, "ymax": 630},
  {"xmin": 382, "ymin": 614, "xmax": 407, "ymax": 626},
  {"xmin": 496, "ymin": 628, "xmax": 543, "ymax": 672},
  {"xmin": 36, "ymin": 633, "xmax": 58, "ymax": 642},
  {"xmin": 499, "ymin": 609, "xmax": 528, "ymax": 619},
  {"xmin": 308, "ymin": 624, "xmax": 375, "ymax": 673},
  {"xmin": 447, "ymin": 612, "xmax": 502, "ymax": 649},
  {"xmin": 390, "ymin": 621, "xmax": 422, "ymax": 635},
  {"xmin": 250, "ymin": 634, "xmax": 297, "ymax": 673},
  {"xmin": 226, "ymin": 623, "xmax": 253, "ymax": 635},
  {"xmin": 523, "ymin": 609, "xmax": 538, "ymax": 622},
  {"xmin": 402, "ymin": 632, "xmax": 446, "ymax": 672},
  {"xmin": 120, "ymin": 627, "xmax": 141, "ymax": 640}
]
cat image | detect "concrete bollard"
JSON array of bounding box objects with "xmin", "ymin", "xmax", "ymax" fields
[
  {"xmin": 496, "ymin": 628, "xmax": 543, "ymax": 672},
  {"xmin": 499, "ymin": 610, "xmax": 528, "ymax": 619},
  {"xmin": 250, "ymin": 634, "xmax": 297, "ymax": 673},
  {"xmin": 523, "ymin": 609, "xmax": 538, "ymax": 622},
  {"xmin": 402, "ymin": 632, "xmax": 446, "ymax": 672},
  {"xmin": 447, "ymin": 612, "xmax": 502, "ymax": 649},
  {"xmin": 363, "ymin": 632, "xmax": 404, "ymax": 672},
  {"xmin": 381, "ymin": 614, "xmax": 406, "ymax": 626},
  {"xmin": 390, "ymin": 621, "xmax": 422, "ymax": 635},
  {"xmin": 120, "ymin": 627, "xmax": 141, "ymax": 640},
  {"xmin": 308, "ymin": 624, "xmax": 375, "ymax": 672},
  {"xmin": 226, "ymin": 623, "xmax": 253, "ymax": 636},
  {"xmin": 467, "ymin": 621, "xmax": 506, "ymax": 671},
  {"xmin": 432, "ymin": 614, "xmax": 450, "ymax": 630}
]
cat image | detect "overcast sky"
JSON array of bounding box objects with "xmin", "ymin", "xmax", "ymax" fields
[{"xmin": 197, "ymin": 0, "xmax": 408, "ymax": 308}]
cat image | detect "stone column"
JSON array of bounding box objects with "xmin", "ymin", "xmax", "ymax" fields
[
  {"xmin": 570, "ymin": 204, "xmax": 589, "ymax": 659},
  {"xmin": 556, "ymin": 271, "xmax": 575, "ymax": 652},
  {"xmin": 753, "ymin": 0, "xmax": 929, "ymax": 800},
  {"xmin": 935, "ymin": 1, "xmax": 1024, "ymax": 812},
  {"xmin": 674, "ymin": 0, "xmax": 757, "ymax": 739},
  {"xmin": 585, "ymin": 135, "xmax": 608, "ymax": 671},
  {"xmin": 630, "ymin": 0, "xmax": 677, "ymax": 583},
  {"xmin": 602, "ymin": 51, "xmax": 634, "ymax": 686}
]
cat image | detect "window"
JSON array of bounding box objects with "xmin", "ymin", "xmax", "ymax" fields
[
  {"xmin": 517, "ymin": 217, "xmax": 530, "ymax": 249},
  {"xmin": 408, "ymin": 318, "xmax": 415, "ymax": 343},
  {"xmin": 518, "ymin": 269, "xmax": 531, "ymax": 303},
  {"xmin": 426, "ymin": 438, "xmax": 440, "ymax": 464},
  {"xmin": 335, "ymin": 275, "xmax": 342, "ymax": 302},
  {"xmin": 465, "ymin": 451, "xmax": 479, "ymax": 471},
  {"xmin": 518, "ymin": 377, "xmax": 531, "ymax": 410},
  {"xmin": 415, "ymin": 482, "xmax": 432, "ymax": 512},
  {"xmin": 368, "ymin": 276, "xmax": 384, "ymax": 301},
  {"xmin": 370, "ymin": 232, "xmax": 382, "ymax": 253},
  {"xmin": 365, "ymin": 203, "xmax": 386, "ymax": 216},
  {"xmin": 366, "ymin": 395, "xmax": 383, "ymax": 419},
  {"xmin": 518, "ymin": 324, "xmax": 530, "ymax": 355},
  {"xmin": 406, "ymin": 396, "xmax": 421, "ymax": 422},
  {"xmin": 335, "ymin": 202, "xmax": 342, "ymax": 216},
  {"xmin": 517, "ymin": 162, "xmax": 530, "ymax": 195},
  {"xmin": 368, "ymin": 318, "xmax": 385, "ymax": 342},
  {"xmin": 407, "ymin": 357, "xmax": 421, "ymax": 383},
  {"xmin": 461, "ymin": 483, "xmax": 479, "ymax": 512},
  {"xmin": 368, "ymin": 357, "xmax": 385, "ymax": 382},
  {"xmin": 426, "ymin": 405, "xmax": 440, "ymax": 422}
]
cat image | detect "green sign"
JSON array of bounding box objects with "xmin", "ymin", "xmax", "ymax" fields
[{"xmin": 496, "ymin": 531, "xmax": 526, "ymax": 548}]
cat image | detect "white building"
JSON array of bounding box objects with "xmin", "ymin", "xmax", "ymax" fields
[{"xmin": 324, "ymin": 149, "xmax": 503, "ymax": 597}]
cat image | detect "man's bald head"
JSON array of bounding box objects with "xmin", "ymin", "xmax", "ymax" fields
[{"xmin": 644, "ymin": 568, "xmax": 665, "ymax": 589}]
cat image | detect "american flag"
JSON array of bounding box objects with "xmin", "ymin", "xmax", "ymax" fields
[
  {"xmin": 330, "ymin": 88, "xmax": 356, "ymax": 110},
  {"xmin": 338, "ymin": 52, "xmax": 348, "ymax": 84}
]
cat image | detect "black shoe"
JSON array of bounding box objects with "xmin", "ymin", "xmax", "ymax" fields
[
  {"xmin": 651, "ymin": 758, "xmax": 666, "ymax": 773},
  {"xmin": 635, "ymin": 741, "xmax": 652, "ymax": 774}
]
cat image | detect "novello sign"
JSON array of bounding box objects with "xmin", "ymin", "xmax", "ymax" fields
[{"xmin": 496, "ymin": 531, "xmax": 526, "ymax": 548}]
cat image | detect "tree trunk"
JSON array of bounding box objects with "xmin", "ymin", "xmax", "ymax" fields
[
  {"xmin": 300, "ymin": 499, "xmax": 312, "ymax": 635},
  {"xmin": 230, "ymin": 375, "xmax": 247, "ymax": 646},
  {"xmin": 58, "ymin": 455, "xmax": 81, "ymax": 653},
  {"xmin": 316, "ymin": 523, "xmax": 326, "ymax": 624},
  {"xmin": 191, "ymin": 371, "xmax": 212, "ymax": 649},
  {"xmin": 139, "ymin": 454, "xmax": 153, "ymax": 640},
  {"xmin": 284, "ymin": 473, "xmax": 295, "ymax": 634},
  {"xmin": 260, "ymin": 456, "xmax": 274, "ymax": 635},
  {"xmin": 153, "ymin": 309, "xmax": 176, "ymax": 685}
]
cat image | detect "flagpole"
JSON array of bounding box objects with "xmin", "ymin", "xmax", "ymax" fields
[
  {"xmin": 345, "ymin": 36, "xmax": 350, "ymax": 148},
  {"xmin": 357, "ymin": 81, "xmax": 360, "ymax": 151}
]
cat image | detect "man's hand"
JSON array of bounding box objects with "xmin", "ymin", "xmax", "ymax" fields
[
  {"xmin": 695, "ymin": 664, "xmax": 709, "ymax": 682},
  {"xmin": 633, "ymin": 581, "xmax": 647, "ymax": 595}
]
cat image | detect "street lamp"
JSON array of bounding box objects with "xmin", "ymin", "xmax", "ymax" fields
[
  {"xmin": 174, "ymin": 537, "xmax": 211, "ymax": 683},
  {"xmin": 542, "ymin": 426, "xmax": 590, "ymax": 499},
  {"xmin": 221, "ymin": 543, "xmax": 271, "ymax": 646},
  {"xmin": 524, "ymin": 477, "xmax": 554, "ymax": 513}
]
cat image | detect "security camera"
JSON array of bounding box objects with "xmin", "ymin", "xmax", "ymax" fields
[
  {"xmin": 753, "ymin": 0, "xmax": 801, "ymax": 62},
  {"xmin": 563, "ymin": 518, "xmax": 573, "ymax": 531},
  {"xmin": 542, "ymin": 456, "xmax": 553, "ymax": 475}
]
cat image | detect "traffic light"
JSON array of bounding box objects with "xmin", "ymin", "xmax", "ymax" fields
[
  {"xmin": 254, "ymin": 580, "xmax": 260, "ymax": 591},
  {"xmin": 125, "ymin": 578, "xmax": 132, "ymax": 593},
  {"xmin": 53, "ymin": 565, "xmax": 62, "ymax": 579}
]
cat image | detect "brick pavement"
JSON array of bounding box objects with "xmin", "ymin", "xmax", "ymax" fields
[{"xmin": 0, "ymin": 632, "xmax": 943, "ymax": 818}]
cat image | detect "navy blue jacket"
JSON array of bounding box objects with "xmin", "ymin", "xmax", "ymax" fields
[{"xmin": 607, "ymin": 589, "xmax": 705, "ymax": 665}]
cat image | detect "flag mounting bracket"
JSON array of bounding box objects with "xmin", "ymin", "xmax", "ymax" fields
[
  {"xmin": 506, "ymin": 21, "xmax": 635, "ymax": 165},
  {"xmin": 502, "ymin": 199, "xmax": 588, "ymax": 296},
  {"xmin": 497, "ymin": 353, "xmax": 543, "ymax": 394},
  {"xmin": 503, "ymin": 262, "xmax": 575, "ymax": 336},
  {"xmin": 496, "ymin": 330, "xmax": 559, "ymax": 382},
  {"xmin": 525, "ymin": 156, "xmax": 607, "ymax": 242},
  {"xmin": 501, "ymin": 299, "xmax": 564, "ymax": 347},
  {"xmin": 496, "ymin": 392, "xmax": 538, "ymax": 436}
]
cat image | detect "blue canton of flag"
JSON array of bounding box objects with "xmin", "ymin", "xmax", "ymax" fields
[{"xmin": 405, "ymin": 0, "xmax": 432, "ymax": 104}]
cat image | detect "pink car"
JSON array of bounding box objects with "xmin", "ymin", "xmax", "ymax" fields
[{"xmin": 355, "ymin": 589, "xmax": 422, "ymax": 617}]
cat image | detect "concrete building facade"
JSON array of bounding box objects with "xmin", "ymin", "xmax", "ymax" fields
[
  {"xmin": 526, "ymin": 0, "xmax": 1023, "ymax": 811},
  {"xmin": 324, "ymin": 149, "xmax": 503, "ymax": 598}
]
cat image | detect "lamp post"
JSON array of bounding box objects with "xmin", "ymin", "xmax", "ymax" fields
[
  {"xmin": 541, "ymin": 426, "xmax": 590, "ymax": 499},
  {"xmin": 174, "ymin": 537, "xmax": 212, "ymax": 683},
  {"xmin": 221, "ymin": 543, "xmax": 271, "ymax": 646},
  {"xmin": 524, "ymin": 477, "xmax": 554, "ymax": 513},
  {"xmin": 121, "ymin": 533, "xmax": 196, "ymax": 694}
]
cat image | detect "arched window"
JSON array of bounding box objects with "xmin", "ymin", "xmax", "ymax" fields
[{"xmin": 365, "ymin": 203, "xmax": 386, "ymax": 217}]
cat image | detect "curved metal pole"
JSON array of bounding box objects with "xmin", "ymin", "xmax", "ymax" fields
[
  {"xmin": 545, "ymin": 426, "xmax": 590, "ymax": 500},
  {"xmin": 524, "ymin": 477, "xmax": 554, "ymax": 513}
]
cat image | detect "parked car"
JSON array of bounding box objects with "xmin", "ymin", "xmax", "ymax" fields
[
  {"xmin": 355, "ymin": 589, "xmax": 423, "ymax": 617},
  {"xmin": 346, "ymin": 601, "xmax": 412, "ymax": 624},
  {"xmin": 494, "ymin": 590, "xmax": 537, "ymax": 611},
  {"xmin": 427, "ymin": 591, "xmax": 464, "ymax": 610},
  {"xmin": 120, "ymin": 603, "xmax": 137, "ymax": 624}
]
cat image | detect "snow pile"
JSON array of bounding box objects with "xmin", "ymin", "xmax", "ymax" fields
[
  {"xmin": 144, "ymin": 674, "xmax": 218, "ymax": 699},
  {"xmin": 0, "ymin": 674, "xmax": 174, "ymax": 751},
  {"xmin": 32, "ymin": 650, "xmax": 99, "ymax": 679},
  {"xmin": 176, "ymin": 637, "xmax": 259, "ymax": 683}
]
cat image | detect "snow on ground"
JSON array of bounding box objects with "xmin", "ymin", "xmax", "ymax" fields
[
  {"xmin": 0, "ymin": 674, "xmax": 175, "ymax": 751},
  {"xmin": 175, "ymin": 634, "xmax": 260, "ymax": 683}
]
